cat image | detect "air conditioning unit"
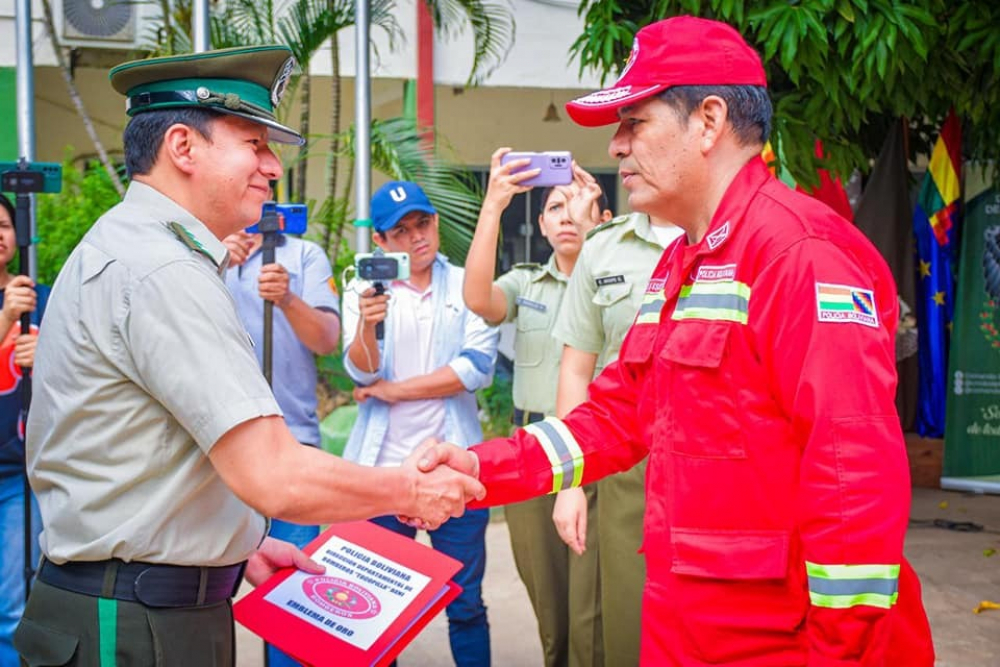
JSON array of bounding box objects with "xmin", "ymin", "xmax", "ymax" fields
[{"xmin": 55, "ymin": 0, "xmax": 156, "ymax": 50}]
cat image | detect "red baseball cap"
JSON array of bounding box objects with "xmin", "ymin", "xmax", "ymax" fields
[{"xmin": 566, "ymin": 16, "xmax": 767, "ymax": 127}]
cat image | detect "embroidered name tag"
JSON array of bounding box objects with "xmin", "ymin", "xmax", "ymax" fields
[
  {"xmin": 516, "ymin": 297, "xmax": 547, "ymax": 313},
  {"xmin": 695, "ymin": 264, "xmax": 737, "ymax": 282},
  {"xmin": 596, "ymin": 274, "xmax": 625, "ymax": 287},
  {"xmin": 815, "ymin": 282, "xmax": 878, "ymax": 328}
]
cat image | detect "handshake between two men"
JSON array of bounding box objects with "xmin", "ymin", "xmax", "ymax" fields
[{"xmin": 399, "ymin": 438, "xmax": 483, "ymax": 531}]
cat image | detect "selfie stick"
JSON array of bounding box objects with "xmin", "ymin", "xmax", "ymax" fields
[
  {"xmin": 370, "ymin": 247, "xmax": 388, "ymax": 341},
  {"xmin": 258, "ymin": 204, "xmax": 282, "ymax": 386},
  {"xmin": 1, "ymin": 159, "xmax": 43, "ymax": 600},
  {"xmin": 373, "ymin": 281, "xmax": 386, "ymax": 341}
]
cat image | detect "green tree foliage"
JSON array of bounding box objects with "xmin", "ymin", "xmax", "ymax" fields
[
  {"xmin": 477, "ymin": 373, "xmax": 514, "ymax": 438},
  {"xmin": 569, "ymin": 0, "xmax": 1000, "ymax": 183},
  {"xmin": 34, "ymin": 155, "xmax": 123, "ymax": 285}
]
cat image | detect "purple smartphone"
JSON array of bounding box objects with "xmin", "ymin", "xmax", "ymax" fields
[{"xmin": 500, "ymin": 151, "xmax": 573, "ymax": 187}]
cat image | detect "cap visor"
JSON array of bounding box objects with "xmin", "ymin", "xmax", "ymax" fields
[
  {"xmin": 216, "ymin": 108, "xmax": 305, "ymax": 146},
  {"xmin": 377, "ymin": 202, "xmax": 437, "ymax": 233},
  {"xmin": 565, "ymin": 84, "xmax": 668, "ymax": 127}
]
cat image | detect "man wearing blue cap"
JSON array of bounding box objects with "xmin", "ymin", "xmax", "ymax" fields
[
  {"xmin": 342, "ymin": 181, "xmax": 499, "ymax": 666},
  {"xmin": 14, "ymin": 47, "xmax": 483, "ymax": 666}
]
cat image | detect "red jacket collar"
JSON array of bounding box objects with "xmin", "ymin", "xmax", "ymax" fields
[{"xmin": 687, "ymin": 156, "xmax": 772, "ymax": 260}]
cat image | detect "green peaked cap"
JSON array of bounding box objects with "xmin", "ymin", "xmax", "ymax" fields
[{"xmin": 109, "ymin": 45, "xmax": 303, "ymax": 146}]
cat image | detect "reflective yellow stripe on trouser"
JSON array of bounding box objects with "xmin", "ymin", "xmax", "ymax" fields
[
  {"xmin": 523, "ymin": 417, "xmax": 585, "ymax": 494},
  {"xmin": 806, "ymin": 562, "xmax": 900, "ymax": 609}
]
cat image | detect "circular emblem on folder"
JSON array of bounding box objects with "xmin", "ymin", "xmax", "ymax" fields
[{"xmin": 304, "ymin": 576, "xmax": 381, "ymax": 620}]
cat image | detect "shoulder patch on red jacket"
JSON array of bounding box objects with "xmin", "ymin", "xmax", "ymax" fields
[{"xmin": 815, "ymin": 282, "xmax": 878, "ymax": 328}]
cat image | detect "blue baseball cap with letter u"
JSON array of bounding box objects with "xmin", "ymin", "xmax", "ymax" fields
[{"xmin": 371, "ymin": 181, "xmax": 437, "ymax": 233}]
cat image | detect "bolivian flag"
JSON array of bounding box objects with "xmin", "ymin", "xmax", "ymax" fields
[{"xmin": 913, "ymin": 110, "xmax": 962, "ymax": 437}]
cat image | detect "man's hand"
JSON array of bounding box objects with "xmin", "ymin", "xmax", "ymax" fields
[
  {"xmin": 397, "ymin": 438, "xmax": 485, "ymax": 530},
  {"xmin": 1, "ymin": 275, "xmax": 36, "ymax": 328},
  {"xmin": 414, "ymin": 438, "xmax": 481, "ymax": 478},
  {"xmin": 245, "ymin": 536, "xmax": 325, "ymax": 587},
  {"xmin": 353, "ymin": 379, "xmax": 400, "ymax": 404},
  {"xmin": 357, "ymin": 286, "xmax": 390, "ymax": 331},
  {"xmin": 258, "ymin": 263, "xmax": 293, "ymax": 308},
  {"xmin": 552, "ymin": 487, "xmax": 588, "ymax": 555},
  {"xmin": 13, "ymin": 333, "xmax": 37, "ymax": 368},
  {"xmin": 223, "ymin": 230, "xmax": 256, "ymax": 267}
]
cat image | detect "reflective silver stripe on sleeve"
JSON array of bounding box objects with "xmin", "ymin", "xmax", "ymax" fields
[{"xmin": 523, "ymin": 417, "xmax": 585, "ymax": 493}]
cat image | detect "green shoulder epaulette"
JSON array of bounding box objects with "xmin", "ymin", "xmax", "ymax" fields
[
  {"xmin": 168, "ymin": 221, "xmax": 218, "ymax": 266},
  {"xmin": 512, "ymin": 262, "xmax": 543, "ymax": 270},
  {"xmin": 585, "ymin": 213, "xmax": 629, "ymax": 240}
]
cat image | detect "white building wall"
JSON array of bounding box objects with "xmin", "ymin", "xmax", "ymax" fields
[{"xmin": 0, "ymin": 0, "xmax": 59, "ymax": 67}]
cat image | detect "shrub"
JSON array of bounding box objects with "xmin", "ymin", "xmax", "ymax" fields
[
  {"xmin": 477, "ymin": 370, "xmax": 514, "ymax": 439},
  {"xmin": 34, "ymin": 154, "xmax": 123, "ymax": 286}
]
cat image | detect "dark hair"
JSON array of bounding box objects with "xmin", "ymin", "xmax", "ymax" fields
[
  {"xmin": 0, "ymin": 193, "xmax": 13, "ymax": 224},
  {"xmin": 658, "ymin": 85, "xmax": 772, "ymax": 146},
  {"xmin": 123, "ymin": 107, "xmax": 221, "ymax": 177},
  {"xmin": 596, "ymin": 186, "xmax": 610, "ymax": 214},
  {"xmin": 538, "ymin": 187, "xmax": 558, "ymax": 216},
  {"xmin": 538, "ymin": 182, "xmax": 611, "ymax": 217}
]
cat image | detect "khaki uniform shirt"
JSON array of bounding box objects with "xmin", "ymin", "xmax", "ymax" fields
[
  {"xmin": 552, "ymin": 213, "xmax": 665, "ymax": 373},
  {"xmin": 26, "ymin": 181, "xmax": 281, "ymax": 566},
  {"xmin": 495, "ymin": 254, "xmax": 569, "ymax": 416}
]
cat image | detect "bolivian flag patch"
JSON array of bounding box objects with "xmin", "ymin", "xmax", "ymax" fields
[{"xmin": 815, "ymin": 283, "xmax": 878, "ymax": 328}]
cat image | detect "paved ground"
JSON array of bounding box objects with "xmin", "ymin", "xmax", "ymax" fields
[{"xmin": 235, "ymin": 488, "xmax": 1000, "ymax": 666}]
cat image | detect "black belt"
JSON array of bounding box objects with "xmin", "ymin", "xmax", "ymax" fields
[
  {"xmin": 38, "ymin": 558, "xmax": 246, "ymax": 609},
  {"xmin": 512, "ymin": 408, "xmax": 545, "ymax": 427}
]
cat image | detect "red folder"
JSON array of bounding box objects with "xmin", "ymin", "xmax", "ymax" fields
[{"xmin": 235, "ymin": 521, "xmax": 463, "ymax": 667}]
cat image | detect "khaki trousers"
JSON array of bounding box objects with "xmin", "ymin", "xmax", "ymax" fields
[
  {"xmin": 595, "ymin": 458, "xmax": 647, "ymax": 667},
  {"xmin": 505, "ymin": 485, "xmax": 603, "ymax": 667}
]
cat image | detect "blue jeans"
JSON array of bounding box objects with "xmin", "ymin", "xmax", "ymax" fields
[
  {"xmin": 0, "ymin": 474, "xmax": 40, "ymax": 667},
  {"xmin": 370, "ymin": 509, "xmax": 491, "ymax": 667},
  {"xmin": 265, "ymin": 518, "xmax": 320, "ymax": 667}
]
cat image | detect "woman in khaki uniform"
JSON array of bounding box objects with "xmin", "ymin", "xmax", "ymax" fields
[
  {"xmin": 463, "ymin": 148, "xmax": 610, "ymax": 667},
  {"xmin": 551, "ymin": 212, "xmax": 683, "ymax": 666}
]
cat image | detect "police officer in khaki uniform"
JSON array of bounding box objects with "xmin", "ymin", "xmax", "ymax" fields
[
  {"xmin": 464, "ymin": 149, "xmax": 611, "ymax": 667},
  {"xmin": 14, "ymin": 46, "xmax": 482, "ymax": 667},
  {"xmin": 551, "ymin": 211, "xmax": 683, "ymax": 667}
]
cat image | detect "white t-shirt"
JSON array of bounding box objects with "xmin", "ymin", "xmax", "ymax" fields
[
  {"xmin": 650, "ymin": 222, "xmax": 686, "ymax": 248},
  {"xmin": 375, "ymin": 281, "xmax": 447, "ymax": 467}
]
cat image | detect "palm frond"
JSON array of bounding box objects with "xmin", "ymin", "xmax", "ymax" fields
[
  {"xmin": 422, "ymin": 0, "xmax": 515, "ymax": 85},
  {"xmin": 277, "ymin": 0, "xmax": 336, "ymax": 64},
  {"xmin": 137, "ymin": 0, "xmax": 192, "ymax": 55},
  {"xmin": 210, "ymin": 14, "xmax": 251, "ymax": 49},
  {"xmin": 223, "ymin": 0, "xmax": 279, "ymax": 43},
  {"xmin": 337, "ymin": 116, "xmax": 483, "ymax": 262},
  {"xmin": 369, "ymin": 0, "xmax": 407, "ymax": 50}
]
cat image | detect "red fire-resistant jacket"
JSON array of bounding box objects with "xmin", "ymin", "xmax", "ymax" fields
[{"xmin": 470, "ymin": 157, "xmax": 935, "ymax": 666}]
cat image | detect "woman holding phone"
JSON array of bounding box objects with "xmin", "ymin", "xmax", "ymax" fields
[{"xmin": 463, "ymin": 147, "xmax": 611, "ymax": 667}]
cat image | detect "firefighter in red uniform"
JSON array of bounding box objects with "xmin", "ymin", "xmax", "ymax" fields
[{"xmin": 413, "ymin": 15, "xmax": 935, "ymax": 666}]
